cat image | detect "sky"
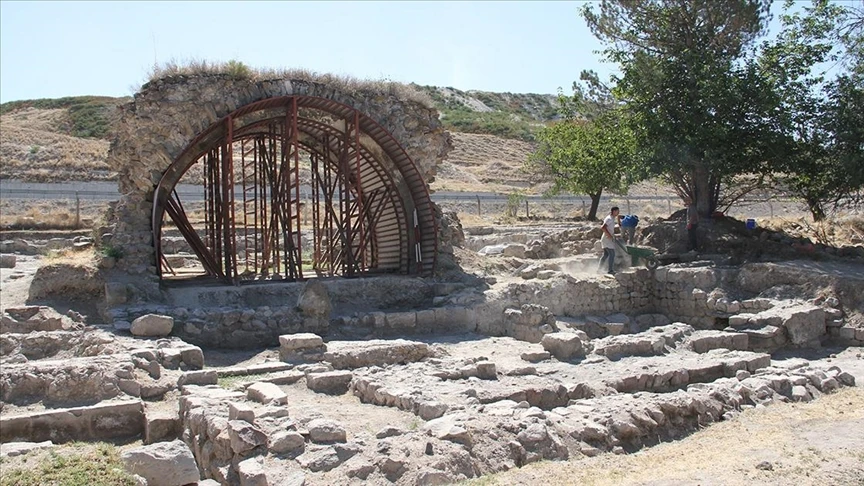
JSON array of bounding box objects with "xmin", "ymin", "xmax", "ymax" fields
[{"xmin": 0, "ymin": 1, "xmax": 815, "ymax": 103}]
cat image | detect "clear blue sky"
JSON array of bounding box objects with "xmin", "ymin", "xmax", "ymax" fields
[{"xmin": 0, "ymin": 1, "xmax": 806, "ymax": 103}]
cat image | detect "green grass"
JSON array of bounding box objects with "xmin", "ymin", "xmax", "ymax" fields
[
  {"xmin": 217, "ymin": 372, "xmax": 268, "ymax": 389},
  {"xmin": 414, "ymin": 85, "xmax": 559, "ymax": 142},
  {"xmin": 0, "ymin": 442, "xmax": 137, "ymax": 486}
]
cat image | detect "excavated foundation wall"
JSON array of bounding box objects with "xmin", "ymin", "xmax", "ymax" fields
[
  {"xmin": 108, "ymin": 259, "xmax": 864, "ymax": 349},
  {"xmin": 99, "ymin": 74, "xmax": 453, "ymax": 311}
]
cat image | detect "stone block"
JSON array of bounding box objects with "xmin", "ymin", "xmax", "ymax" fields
[
  {"xmin": 0, "ymin": 400, "xmax": 144, "ymax": 444},
  {"xmin": 246, "ymin": 382, "xmax": 288, "ymax": 405},
  {"xmin": 541, "ymin": 333, "xmax": 586, "ymax": 361},
  {"xmin": 297, "ymin": 279, "xmax": 331, "ymax": 318},
  {"xmin": 179, "ymin": 346, "xmax": 205, "ymax": 369},
  {"xmin": 144, "ymin": 409, "xmax": 179, "ymax": 445},
  {"xmin": 237, "ymin": 458, "xmax": 268, "ymax": 486},
  {"xmin": 296, "ymin": 445, "xmax": 342, "ymax": 472},
  {"xmin": 177, "ymin": 370, "xmax": 217, "ymax": 387},
  {"xmin": 228, "ymin": 420, "xmax": 268, "ymax": 454},
  {"xmin": 781, "ymin": 305, "xmax": 826, "ymax": 345},
  {"xmin": 306, "ymin": 370, "xmax": 353, "ymax": 395},
  {"xmin": 323, "ymin": 339, "xmax": 431, "ymax": 369},
  {"xmin": 130, "ymin": 314, "xmax": 174, "ymax": 337},
  {"xmin": 279, "ymin": 333, "xmax": 324, "ymax": 351},
  {"xmin": 476, "ymin": 361, "xmax": 497, "ymax": 380},
  {"xmin": 385, "ymin": 311, "xmax": 417, "ymax": 329},
  {"xmin": 307, "ymin": 419, "xmax": 347, "ymax": 443},
  {"xmin": 228, "ymin": 402, "xmax": 256, "ymax": 423},
  {"xmin": 521, "ymin": 350, "xmax": 551, "ymax": 362},
  {"xmin": 121, "ymin": 440, "xmax": 199, "ymax": 486},
  {"xmin": 270, "ymin": 430, "xmax": 305, "ymax": 454},
  {"xmin": 0, "ymin": 254, "xmax": 16, "ymax": 268}
]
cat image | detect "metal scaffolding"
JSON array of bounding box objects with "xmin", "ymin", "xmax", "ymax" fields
[{"xmin": 152, "ymin": 96, "xmax": 437, "ymax": 284}]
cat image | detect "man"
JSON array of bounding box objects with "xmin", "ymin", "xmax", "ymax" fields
[
  {"xmin": 598, "ymin": 206, "xmax": 620, "ymax": 275},
  {"xmin": 686, "ymin": 197, "xmax": 698, "ymax": 252},
  {"xmin": 621, "ymin": 214, "xmax": 639, "ymax": 245}
]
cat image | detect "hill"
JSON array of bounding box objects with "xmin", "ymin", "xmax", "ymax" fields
[{"xmin": 0, "ymin": 88, "xmax": 559, "ymax": 191}]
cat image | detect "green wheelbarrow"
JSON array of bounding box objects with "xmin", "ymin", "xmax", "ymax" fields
[{"xmin": 615, "ymin": 239, "xmax": 659, "ymax": 270}]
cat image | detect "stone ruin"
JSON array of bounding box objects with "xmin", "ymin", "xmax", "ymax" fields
[{"xmin": 2, "ymin": 74, "xmax": 864, "ymax": 486}]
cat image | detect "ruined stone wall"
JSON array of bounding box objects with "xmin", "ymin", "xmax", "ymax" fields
[{"xmin": 101, "ymin": 74, "xmax": 453, "ymax": 304}]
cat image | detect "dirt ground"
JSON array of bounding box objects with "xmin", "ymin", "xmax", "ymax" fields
[{"xmin": 470, "ymin": 382, "xmax": 864, "ymax": 486}]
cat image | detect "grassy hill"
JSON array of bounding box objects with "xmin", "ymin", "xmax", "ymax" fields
[
  {"xmin": 414, "ymin": 85, "xmax": 560, "ymax": 142},
  {"xmin": 0, "ymin": 87, "xmax": 559, "ymax": 189}
]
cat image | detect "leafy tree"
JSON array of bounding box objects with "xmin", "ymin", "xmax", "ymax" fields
[
  {"xmin": 760, "ymin": 0, "xmax": 864, "ymax": 220},
  {"xmin": 529, "ymin": 71, "xmax": 639, "ymax": 221},
  {"xmin": 529, "ymin": 70, "xmax": 643, "ymax": 220},
  {"xmin": 581, "ymin": 0, "xmax": 777, "ymax": 218},
  {"xmin": 530, "ymin": 114, "xmax": 636, "ymax": 220}
]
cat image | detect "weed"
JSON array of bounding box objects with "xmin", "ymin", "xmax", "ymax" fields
[
  {"xmin": 217, "ymin": 372, "xmax": 268, "ymax": 389},
  {"xmin": 29, "ymin": 145, "xmax": 39, "ymax": 154},
  {"xmin": 101, "ymin": 245, "xmax": 124, "ymax": 259},
  {"xmin": 505, "ymin": 190, "xmax": 527, "ymax": 219},
  {"xmin": 0, "ymin": 442, "xmax": 137, "ymax": 486},
  {"xmin": 142, "ymin": 59, "xmax": 434, "ymax": 108},
  {"xmin": 224, "ymin": 59, "xmax": 253, "ymax": 79}
]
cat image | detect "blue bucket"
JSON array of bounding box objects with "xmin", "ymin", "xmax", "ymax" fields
[{"xmin": 746, "ymin": 219, "xmax": 756, "ymax": 230}]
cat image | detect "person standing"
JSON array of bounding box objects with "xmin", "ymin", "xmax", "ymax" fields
[
  {"xmin": 598, "ymin": 206, "xmax": 620, "ymax": 275},
  {"xmin": 686, "ymin": 197, "xmax": 699, "ymax": 252}
]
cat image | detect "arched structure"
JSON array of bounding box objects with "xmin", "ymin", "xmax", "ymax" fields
[
  {"xmin": 102, "ymin": 74, "xmax": 452, "ymax": 297},
  {"xmin": 153, "ymin": 95, "xmax": 437, "ymax": 282}
]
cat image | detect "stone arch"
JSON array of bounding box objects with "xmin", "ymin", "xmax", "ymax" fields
[{"xmin": 104, "ymin": 74, "xmax": 452, "ymax": 288}]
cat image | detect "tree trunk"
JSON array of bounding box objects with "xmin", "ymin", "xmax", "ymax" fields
[
  {"xmin": 587, "ymin": 191, "xmax": 602, "ymax": 220},
  {"xmin": 806, "ymin": 197, "xmax": 826, "ymax": 222},
  {"xmin": 693, "ymin": 161, "xmax": 713, "ymax": 219}
]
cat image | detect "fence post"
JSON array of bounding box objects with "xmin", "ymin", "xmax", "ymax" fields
[
  {"xmin": 525, "ymin": 199, "xmax": 529, "ymax": 218},
  {"xmin": 75, "ymin": 191, "xmax": 81, "ymax": 228},
  {"xmin": 476, "ymin": 195, "xmax": 481, "ymax": 217},
  {"xmin": 581, "ymin": 200, "xmax": 586, "ymax": 217},
  {"xmin": 769, "ymin": 201, "xmax": 774, "ymax": 218},
  {"xmin": 667, "ymin": 198, "xmax": 671, "ymax": 214},
  {"xmin": 626, "ymin": 198, "xmax": 631, "ymax": 214}
]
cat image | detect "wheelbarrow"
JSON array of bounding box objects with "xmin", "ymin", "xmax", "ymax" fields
[{"xmin": 615, "ymin": 239, "xmax": 659, "ymax": 270}]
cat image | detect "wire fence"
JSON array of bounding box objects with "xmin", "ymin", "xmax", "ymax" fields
[{"xmin": 0, "ymin": 184, "xmax": 806, "ymax": 221}]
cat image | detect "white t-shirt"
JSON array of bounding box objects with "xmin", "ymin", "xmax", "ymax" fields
[{"xmin": 601, "ymin": 215, "xmax": 617, "ymax": 249}]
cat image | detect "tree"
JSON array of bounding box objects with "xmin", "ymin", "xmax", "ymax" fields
[
  {"xmin": 581, "ymin": 0, "xmax": 777, "ymax": 218},
  {"xmin": 528, "ymin": 70, "xmax": 641, "ymax": 220},
  {"xmin": 760, "ymin": 0, "xmax": 864, "ymax": 220},
  {"xmin": 529, "ymin": 104, "xmax": 638, "ymax": 220}
]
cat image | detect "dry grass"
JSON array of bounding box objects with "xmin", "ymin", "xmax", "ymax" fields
[
  {"xmin": 0, "ymin": 200, "xmax": 105, "ymax": 230},
  {"xmin": 467, "ymin": 386, "xmax": 864, "ymax": 486},
  {"xmin": 432, "ymin": 132, "xmax": 539, "ymax": 194},
  {"xmin": 759, "ymin": 215, "xmax": 864, "ymax": 247},
  {"xmin": 143, "ymin": 59, "xmax": 434, "ymax": 108},
  {"xmin": 44, "ymin": 247, "xmax": 98, "ymax": 265},
  {"xmin": 0, "ymin": 110, "xmax": 112, "ymax": 182}
]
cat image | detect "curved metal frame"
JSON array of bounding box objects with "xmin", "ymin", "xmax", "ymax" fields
[{"xmin": 152, "ymin": 95, "xmax": 437, "ymax": 284}]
